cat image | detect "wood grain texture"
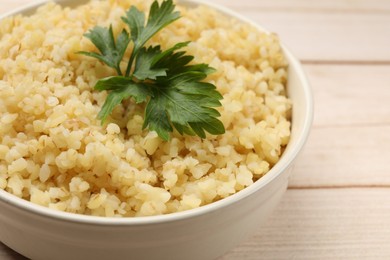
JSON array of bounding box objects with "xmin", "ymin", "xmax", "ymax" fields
[
  {"xmin": 219, "ymin": 189, "xmax": 390, "ymax": 259},
  {"xmin": 212, "ymin": 0, "xmax": 390, "ymax": 11},
  {"xmin": 213, "ymin": 0, "xmax": 390, "ymax": 62},
  {"xmin": 305, "ymin": 65, "xmax": 390, "ymax": 127},
  {"xmin": 289, "ymin": 65, "xmax": 390, "ymax": 187},
  {"xmin": 290, "ymin": 125, "xmax": 390, "ymax": 187}
]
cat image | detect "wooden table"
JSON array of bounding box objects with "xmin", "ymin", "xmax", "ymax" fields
[{"xmin": 1, "ymin": 0, "xmax": 390, "ymax": 259}]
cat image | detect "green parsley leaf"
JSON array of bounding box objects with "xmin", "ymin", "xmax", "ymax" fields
[
  {"xmin": 95, "ymin": 77, "xmax": 152, "ymax": 123},
  {"xmin": 122, "ymin": 0, "xmax": 180, "ymax": 76},
  {"xmin": 144, "ymin": 42, "xmax": 224, "ymax": 140},
  {"xmin": 143, "ymin": 82, "xmax": 225, "ymax": 140},
  {"xmin": 79, "ymin": 0, "xmax": 225, "ymax": 140},
  {"xmin": 133, "ymin": 42, "xmax": 191, "ymax": 81},
  {"xmin": 133, "ymin": 46, "xmax": 168, "ymax": 80},
  {"xmin": 78, "ymin": 26, "xmax": 130, "ymax": 75}
]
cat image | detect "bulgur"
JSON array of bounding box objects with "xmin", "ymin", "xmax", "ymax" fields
[{"xmin": 0, "ymin": 0, "xmax": 291, "ymax": 217}]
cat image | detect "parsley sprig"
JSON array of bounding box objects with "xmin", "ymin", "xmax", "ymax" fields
[{"xmin": 79, "ymin": 0, "xmax": 225, "ymax": 141}]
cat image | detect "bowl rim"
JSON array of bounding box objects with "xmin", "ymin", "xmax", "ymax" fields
[{"xmin": 0, "ymin": 0, "xmax": 313, "ymax": 226}]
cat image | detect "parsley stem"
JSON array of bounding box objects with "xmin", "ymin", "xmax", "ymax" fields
[
  {"xmin": 125, "ymin": 51, "xmax": 136, "ymax": 77},
  {"xmin": 116, "ymin": 67, "xmax": 123, "ymax": 76}
]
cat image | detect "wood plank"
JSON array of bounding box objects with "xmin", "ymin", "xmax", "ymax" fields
[
  {"xmin": 213, "ymin": 0, "xmax": 390, "ymax": 12},
  {"xmin": 220, "ymin": 188, "xmax": 390, "ymax": 259},
  {"xmin": 290, "ymin": 125, "xmax": 390, "ymax": 187},
  {"xmin": 288, "ymin": 64, "xmax": 390, "ymax": 187},
  {"xmin": 1, "ymin": 0, "xmax": 390, "ymax": 62},
  {"xmin": 5, "ymin": 0, "xmax": 390, "ymax": 13},
  {"xmin": 5, "ymin": 0, "xmax": 390, "ymax": 14},
  {"xmin": 253, "ymin": 12, "xmax": 390, "ymax": 62},
  {"xmin": 306, "ymin": 65, "xmax": 390, "ymax": 127},
  {"xmin": 214, "ymin": 0, "xmax": 390, "ymax": 62}
]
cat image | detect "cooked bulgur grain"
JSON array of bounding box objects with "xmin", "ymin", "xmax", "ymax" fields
[{"xmin": 0, "ymin": 0, "xmax": 291, "ymax": 217}]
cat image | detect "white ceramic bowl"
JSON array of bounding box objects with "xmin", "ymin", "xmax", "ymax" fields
[{"xmin": 0, "ymin": 0, "xmax": 313, "ymax": 259}]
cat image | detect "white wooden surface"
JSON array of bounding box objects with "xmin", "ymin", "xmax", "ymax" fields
[{"xmin": 1, "ymin": 0, "xmax": 390, "ymax": 259}]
